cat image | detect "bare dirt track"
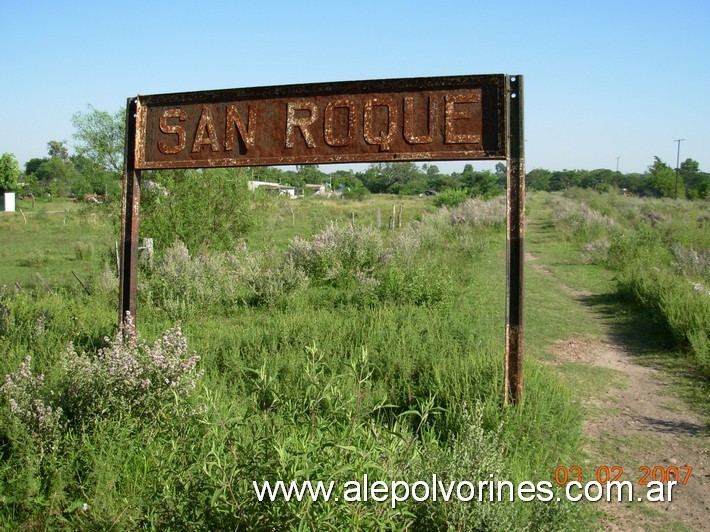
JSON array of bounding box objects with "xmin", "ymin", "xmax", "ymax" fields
[{"xmin": 528, "ymin": 253, "xmax": 709, "ymax": 531}]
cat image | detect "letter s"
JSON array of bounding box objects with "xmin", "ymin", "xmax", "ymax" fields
[{"xmin": 158, "ymin": 109, "xmax": 187, "ymax": 155}]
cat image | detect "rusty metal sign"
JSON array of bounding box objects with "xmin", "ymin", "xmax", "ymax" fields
[
  {"xmin": 133, "ymin": 75, "xmax": 507, "ymax": 170},
  {"xmin": 121, "ymin": 74, "xmax": 524, "ymax": 404}
]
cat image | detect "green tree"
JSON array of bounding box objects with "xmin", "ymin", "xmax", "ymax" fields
[
  {"xmin": 614, "ymin": 172, "xmax": 644, "ymax": 194},
  {"xmin": 140, "ymin": 168, "xmax": 263, "ymax": 253},
  {"xmin": 462, "ymin": 167, "xmax": 499, "ymax": 199},
  {"xmin": 549, "ymin": 170, "xmax": 582, "ymax": 191},
  {"xmin": 34, "ymin": 157, "xmax": 83, "ymax": 197},
  {"xmin": 330, "ymin": 169, "xmax": 359, "ymax": 191},
  {"xmin": 252, "ymin": 166, "xmax": 285, "ymax": 183},
  {"xmin": 423, "ymin": 164, "xmax": 440, "ymax": 177},
  {"xmin": 679, "ymin": 158, "xmax": 703, "ymax": 198},
  {"xmin": 25, "ymin": 157, "xmax": 48, "ymax": 176},
  {"xmin": 427, "ymin": 171, "xmax": 461, "ymax": 191},
  {"xmin": 696, "ymin": 174, "xmax": 710, "ymax": 199},
  {"xmin": 47, "ymin": 140, "xmax": 70, "ymax": 162},
  {"xmin": 71, "ymin": 105, "xmax": 125, "ymax": 174},
  {"xmin": 581, "ymin": 169, "xmax": 615, "ymax": 191},
  {"xmin": 461, "ymin": 163, "xmax": 474, "ymax": 181},
  {"xmin": 526, "ymin": 168, "xmax": 551, "ymax": 191},
  {"xmin": 647, "ymin": 156, "xmax": 682, "ymax": 198},
  {"xmin": 72, "ymin": 155, "xmax": 122, "ymax": 199},
  {"xmin": 494, "ymin": 162, "xmax": 507, "ymax": 188},
  {"xmin": 22, "ymin": 174, "xmax": 42, "ymax": 197},
  {"xmin": 362, "ymin": 162, "xmax": 422, "ymax": 194},
  {"xmin": 295, "ymin": 164, "xmax": 325, "ymax": 186},
  {"xmin": 0, "ymin": 153, "xmax": 21, "ymax": 193}
]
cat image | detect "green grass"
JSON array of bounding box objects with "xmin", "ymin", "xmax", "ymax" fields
[
  {"xmin": 0, "ymin": 199, "xmax": 114, "ymax": 291},
  {"xmin": 2, "ymin": 190, "xmax": 706, "ymax": 529},
  {"xmin": 0, "ymin": 193, "xmax": 612, "ymax": 529}
]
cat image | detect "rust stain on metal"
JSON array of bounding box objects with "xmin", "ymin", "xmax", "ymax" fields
[{"xmin": 133, "ymin": 75, "xmax": 507, "ymax": 169}]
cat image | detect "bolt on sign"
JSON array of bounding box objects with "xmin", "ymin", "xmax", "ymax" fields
[{"xmin": 121, "ymin": 74, "xmax": 525, "ymax": 403}]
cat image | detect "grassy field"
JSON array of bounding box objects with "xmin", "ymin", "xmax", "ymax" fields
[
  {"xmin": 0, "ymin": 198, "xmax": 115, "ymax": 291},
  {"xmin": 0, "ymin": 190, "xmax": 706, "ymax": 529}
]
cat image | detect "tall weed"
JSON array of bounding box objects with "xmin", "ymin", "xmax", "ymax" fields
[
  {"xmin": 617, "ymin": 265, "xmax": 709, "ymax": 372},
  {"xmin": 548, "ymin": 194, "xmax": 617, "ymax": 243},
  {"xmin": 238, "ymin": 251, "xmax": 309, "ymax": 307},
  {"xmin": 148, "ymin": 241, "xmax": 241, "ymax": 319},
  {"xmin": 288, "ymin": 222, "xmax": 383, "ymax": 285},
  {"xmin": 670, "ymin": 243, "xmax": 710, "ymax": 284}
]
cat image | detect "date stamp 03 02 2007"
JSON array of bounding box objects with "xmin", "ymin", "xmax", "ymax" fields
[{"xmin": 554, "ymin": 465, "xmax": 694, "ymax": 487}]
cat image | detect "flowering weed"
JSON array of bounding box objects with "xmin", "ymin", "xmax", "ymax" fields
[
  {"xmin": 58, "ymin": 314, "xmax": 203, "ymax": 423},
  {"xmin": 1, "ymin": 315, "xmax": 204, "ymax": 446},
  {"xmin": 1, "ymin": 356, "xmax": 63, "ymax": 452}
]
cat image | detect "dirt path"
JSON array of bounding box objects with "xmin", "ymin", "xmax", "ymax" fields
[{"xmin": 527, "ymin": 253, "xmax": 709, "ymax": 531}]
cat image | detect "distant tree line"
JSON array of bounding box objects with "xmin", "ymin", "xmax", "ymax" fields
[
  {"xmin": 2, "ymin": 105, "xmax": 707, "ymax": 201},
  {"xmin": 242, "ymin": 157, "xmax": 709, "ymax": 200},
  {"xmin": 526, "ymin": 157, "xmax": 708, "ymax": 199}
]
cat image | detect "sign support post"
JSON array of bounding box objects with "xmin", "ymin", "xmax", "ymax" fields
[
  {"xmin": 119, "ymin": 97, "xmax": 141, "ymax": 328},
  {"xmin": 504, "ymin": 75, "xmax": 525, "ymax": 405}
]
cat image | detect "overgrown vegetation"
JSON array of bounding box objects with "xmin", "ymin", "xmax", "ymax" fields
[
  {"xmin": 2, "ymin": 184, "xmax": 705, "ymax": 528},
  {"xmin": 545, "ymin": 188, "xmax": 710, "ymax": 374},
  {"xmin": 1, "ymin": 193, "xmax": 588, "ymax": 529}
]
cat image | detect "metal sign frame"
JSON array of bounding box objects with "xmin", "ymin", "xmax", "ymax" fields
[{"xmin": 119, "ymin": 74, "xmax": 524, "ymax": 404}]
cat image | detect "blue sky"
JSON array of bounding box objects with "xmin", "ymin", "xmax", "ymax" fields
[{"xmin": 1, "ymin": 0, "xmax": 708, "ymax": 174}]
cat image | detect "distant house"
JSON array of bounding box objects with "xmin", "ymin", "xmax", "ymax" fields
[
  {"xmin": 248, "ymin": 180, "xmax": 301, "ymax": 198},
  {"xmin": 278, "ymin": 186, "xmax": 298, "ymax": 198},
  {"xmin": 304, "ymin": 184, "xmax": 326, "ymax": 196}
]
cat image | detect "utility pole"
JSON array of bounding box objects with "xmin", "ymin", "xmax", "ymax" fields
[
  {"xmin": 674, "ymin": 139, "xmax": 685, "ymax": 198},
  {"xmin": 616, "ymin": 156, "xmax": 620, "ymax": 173}
]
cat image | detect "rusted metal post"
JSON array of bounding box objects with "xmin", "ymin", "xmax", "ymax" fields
[
  {"xmin": 504, "ymin": 75, "xmax": 525, "ymax": 405},
  {"xmin": 119, "ymin": 97, "xmax": 141, "ymax": 328}
]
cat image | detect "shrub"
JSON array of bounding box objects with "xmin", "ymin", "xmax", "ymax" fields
[
  {"xmin": 548, "ymin": 195, "xmax": 616, "ymax": 242},
  {"xmin": 432, "ymin": 188, "xmax": 468, "ymax": 208},
  {"xmin": 1, "ymin": 316, "xmax": 204, "ymax": 440},
  {"xmin": 580, "ymin": 239, "xmax": 610, "ymax": 265},
  {"xmin": 57, "ymin": 316, "xmax": 203, "ymax": 423},
  {"xmin": 617, "ymin": 265, "xmax": 709, "ymax": 372},
  {"xmin": 606, "ymin": 225, "xmax": 670, "ymax": 271},
  {"xmin": 383, "ymin": 226, "xmax": 422, "ymax": 267},
  {"xmin": 239, "ymin": 251, "xmax": 309, "ymax": 307},
  {"xmin": 376, "ymin": 263, "xmax": 453, "ymax": 306},
  {"xmin": 140, "ymin": 168, "xmax": 263, "ymax": 253},
  {"xmin": 450, "ymin": 196, "xmax": 506, "ymax": 227},
  {"xmin": 288, "ymin": 223, "xmax": 383, "ymax": 285},
  {"xmin": 671, "ymin": 243, "xmax": 710, "ymax": 283},
  {"xmin": 20, "ymin": 249, "xmax": 49, "ymax": 268},
  {"xmin": 1, "ymin": 356, "xmax": 63, "ymax": 452},
  {"xmin": 92, "ymin": 265, "xmax": 119, "ymax": 298},
  {"xmin": 148, "ymin": 241, "xmax": 241, "ymax": 319}
]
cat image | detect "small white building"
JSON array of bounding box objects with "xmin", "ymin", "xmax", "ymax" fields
[
  {"xmin": 2, "ymin": 192, "xmax": 15, "ymax": 212},
  {"xmin": 248, "ymin": 180, "xmax": 300, "ymax": 198}
]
